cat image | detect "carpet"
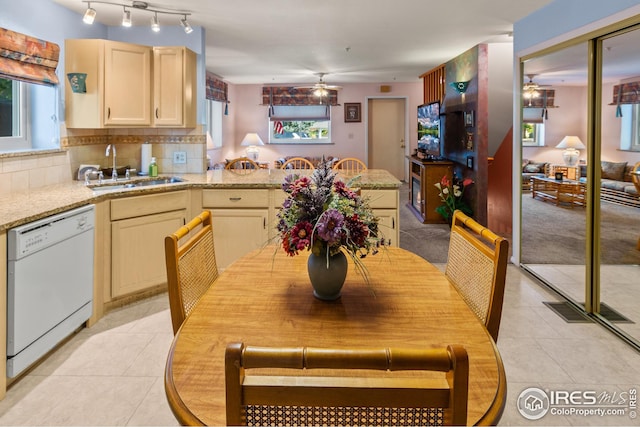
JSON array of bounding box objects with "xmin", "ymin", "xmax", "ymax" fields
[
  {"xmin": 521, "ymin": 193, "xmax": 640, "ymax": 265},
  {"xmin": 398, "ymin": 183, "xmax": 452, "ymax": 264}
]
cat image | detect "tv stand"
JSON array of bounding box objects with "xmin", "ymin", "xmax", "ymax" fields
[{"xmin": 408, "ymin": 156, "xmax": 453, "ymax": 223}]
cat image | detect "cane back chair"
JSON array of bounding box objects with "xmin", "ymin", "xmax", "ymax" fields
[
  {"xmin": 165, "ymin": 210, "xmax": 219, "ymax": 334},
  {"xmin": 280, "ymin": 157, "xmax": 315, "ymax": 170},
  {"xmin": 225, "ymin": 342, "xmax": 469, "ymax": 426},
  {"xmin": 332, "ymin": 157, "xmax": 367, "ymax": 173},
  {"xmin": 445, "ymin": 210, "xmax": 509, "ymax": 342}
]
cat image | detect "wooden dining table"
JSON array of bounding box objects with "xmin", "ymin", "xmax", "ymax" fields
[{"xmin": 164, "ymin": 246, "xmax": 506, "ymax": 426}]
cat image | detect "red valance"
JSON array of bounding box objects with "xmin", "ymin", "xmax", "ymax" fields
[
  {"xmin": 262, "ymin": 86, "xmax": 338, "ymax": 106},
  {"xmin": 205, "ymin": 72, "xmax": 228, "ymax": 103},
  {"xmin": 611, "ymin": 82, "xmax": 640, "ymax": 105},
  {"xmin": 0, "ymin": 27, "xmax": 59, "ymax": 86}
]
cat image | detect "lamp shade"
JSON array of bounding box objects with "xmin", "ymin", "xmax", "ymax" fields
[
  {"xmin": 556, "ymin": 136, "xmax": 585, "ymax": 166},
  {"xmin": 555, "ymin": 136, "xmax": 585, "ymax": 150},
  {"xmin": 240, "ymin": 133, "xmax": 264, "ymax": 146}
]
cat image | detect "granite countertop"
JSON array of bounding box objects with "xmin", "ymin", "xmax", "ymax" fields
[{"xmin": 0, "ymin": 169, "xmax": 401, "ymax": 231}]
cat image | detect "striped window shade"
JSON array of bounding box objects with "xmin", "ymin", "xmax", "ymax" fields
[
  {"xmin": 611, "ymin": 81, "xmax": 640, "ymax": 117},
  {"xmin": 262, "ymin": 86, "xmax": 338, "ymax": 107},
  {"xmin": 0, "ymin": 27, "xmax": 60, "ymax": 86},
  {"xmin": 206, "ymin": 72, "xmax": 228, "ymax": 102}
]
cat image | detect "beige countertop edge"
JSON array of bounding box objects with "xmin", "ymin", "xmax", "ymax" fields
[{"xmin": 0, "ymin": 170, "xmax": 401, "ymax": 231}]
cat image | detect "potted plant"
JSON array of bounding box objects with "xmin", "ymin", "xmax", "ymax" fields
[{"xmin": 434, "ymin": 175, "xmax": 474, "ymax": 225}]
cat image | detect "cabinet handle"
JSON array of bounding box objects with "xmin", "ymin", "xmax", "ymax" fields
[
  {"xmin": 392, "ymin": 217, "xmax": 395, "ymax": 229},
  {"xmin": 107, "ymin": 107, "xmax": 110, "ymax": 119},
  {"xmin": 155, "ymin": 108, "xmax": 159, "ymax": 119},
  {"xmin": 263, "ymin": 218, "xmax": 266, "ymax": 229},
  {"xmin": 229, "ymin": 197, "xmax": 241, "ymax": 201}
]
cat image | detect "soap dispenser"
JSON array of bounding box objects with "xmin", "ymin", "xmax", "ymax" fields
[{"xmin": 149, "ymin": 157, "xmax": 158, "ymax": 177}]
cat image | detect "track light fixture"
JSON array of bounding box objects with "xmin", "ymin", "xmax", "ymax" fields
[
  {"xmin": 180, "ymin": 15, "xmax": 193, "ymax": 34},
  {"xmin": 122, "ymin": 7, "xmax": 131, "ymax": 27},
  {"xmin": 81, "ymin": 1, "xmax": 192, "ymax": 34},
  {"xmin": 83, "ymin": 2, "xmax": 96, "ymax": 24},
  {"xmin": 151, "ymin": 12, "xmax": 160, "ymax": 32}
]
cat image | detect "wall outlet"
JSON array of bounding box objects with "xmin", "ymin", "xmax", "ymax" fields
[{"xmin": 173, "ymin": 151, "xmax": 187, "ymax": 164}]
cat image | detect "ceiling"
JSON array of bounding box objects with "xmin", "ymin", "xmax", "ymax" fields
[{"xmin": 52, "ymin": 0, "xmax": 555, "ymax": 85}]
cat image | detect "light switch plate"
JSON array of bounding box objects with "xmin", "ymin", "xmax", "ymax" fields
[{"xmin": 173, "ymin": 151, "xmax": 187, "ymax": 164}]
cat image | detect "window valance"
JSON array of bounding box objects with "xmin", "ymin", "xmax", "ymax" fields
[
  {"xmin": 0, "ymin": 27, "xmax": 60, "ymax": 86},
  {"xmin": 611, "ymin": 81, "xmax": 640, "ymax": 117},
  {"xmin": 206, "ymin": 72, "xmax": 228, "ymax": 103},
  {"xmin": 262, "ymin": 86, "xmax": 338, "ymax": 107}
]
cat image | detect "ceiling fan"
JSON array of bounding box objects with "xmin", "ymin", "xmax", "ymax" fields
[
  {"xmin": 523, "ymin": 74, "xmax": 552, "ymax": 106},
  {"xmin": 295, "ymin": 73, "xmax": 342, "ymax": 96}
]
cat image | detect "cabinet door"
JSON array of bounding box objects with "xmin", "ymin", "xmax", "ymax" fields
[
  {"xmin": 374, "ymin": 209, "xmax": 398, "ymax": 247},
  {"xmin": 153, "ymin": 47, "xmax": 184, "ymax": 126},
  {"xmin": 209, "ymin": 209, "xmax": 269, "ymax": 269},
  {"xmin": 104, "ymin": 41, "xmax": 152, "ymax": 126},
  {"xmin": 111, "ymin": 209, "xmax": 186, "ymax": 297}
]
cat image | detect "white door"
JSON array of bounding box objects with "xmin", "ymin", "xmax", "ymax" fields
[{"xmin": 368, "ymin": 98, "xmax": 406, "ymax": 180}]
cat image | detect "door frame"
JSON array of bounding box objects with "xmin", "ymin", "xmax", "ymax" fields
[{"xmin": 364, "ymin": 96, "xmax": 410, "ymax": 182}]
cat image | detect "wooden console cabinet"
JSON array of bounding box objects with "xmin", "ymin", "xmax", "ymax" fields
[{"xmin": 408, "ymin": 157, "xmax": 453, "ymax": 223}]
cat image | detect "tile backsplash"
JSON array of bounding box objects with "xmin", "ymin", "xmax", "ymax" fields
[{"xmin": 0, "ymin": 126, "xmax": 206, "ymax": 196}]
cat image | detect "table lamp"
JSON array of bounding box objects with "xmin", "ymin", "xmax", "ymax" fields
[
  {"xmin": 240, "ymin": 133, "xmax": 264, "ymax": 161},
  {"xmin": 555, "ymin": 136, "xmax": 585, "ymax": 166}
]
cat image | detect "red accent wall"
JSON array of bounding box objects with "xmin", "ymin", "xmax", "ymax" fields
[{"xmin": 487, "ymin": 127, "xmax": 513, "ymax": 236}]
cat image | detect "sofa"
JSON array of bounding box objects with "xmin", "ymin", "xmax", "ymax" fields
[
  {"xmin": 521, "ymin": 159, "xmax": 551, "ymax": 191},
  {"xmin": 584, "ymin": 161, "xmax": 639, "ymax": 207}
]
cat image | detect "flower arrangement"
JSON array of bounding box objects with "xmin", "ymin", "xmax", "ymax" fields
[
  {"xmin": 277, "ymin": 161, "xmax": 382, "ymax": 263},
  {"xmin": 434, "ymin": 175, "xmax": 474, "ymax": 223}
]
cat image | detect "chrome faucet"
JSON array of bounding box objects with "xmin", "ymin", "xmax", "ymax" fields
[{"xmin": 106, "ymin": 144, "xmax": 117, "ymax": 180}]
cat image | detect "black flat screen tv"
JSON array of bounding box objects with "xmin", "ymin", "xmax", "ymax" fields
[{"xmin": 417, "ymin": 102, "xmax": 440, "ymax": 156}]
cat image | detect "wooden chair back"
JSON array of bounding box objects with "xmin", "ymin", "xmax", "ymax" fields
[
  {"xmin": 164, "ymin": 211, "xmax": 219, "ymax": 334},
  {"xmin": 333, "ymin": 157, "xmax": 367, "ymax": 173},
  {"xmin": 445, "ymin": 210, "xmax": 509, "ymax": 342},
  {"xmin": 225, "ymin": 342, "xmax": 469, "ymax": 426},
  {"xmin": 280, "ymin": 157, "xmax": 315, "ymax": 170},
  {"xmin": 226, "ymin": 157, "xmax": 259, "ymax": 172}
]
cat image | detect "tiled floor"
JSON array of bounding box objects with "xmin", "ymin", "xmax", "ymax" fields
[{"xmin": 1, "ymin": 265, "xmax": 638, "ymax": 426}]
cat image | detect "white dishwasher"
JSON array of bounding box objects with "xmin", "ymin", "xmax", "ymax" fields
[{"xmin": 7, "ymin": 204, "xmax": 95, "ymax": 378}]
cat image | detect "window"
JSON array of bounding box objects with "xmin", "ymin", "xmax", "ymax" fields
[
  {"xmin": 269, "ymin": 105, "xmax": 331, "ymax": 144},
  {"xmin": 205, "ymin": 99, "xmax": 223, "ymax": 149},
  {"xmin": 522, "ymin": 122, "xmax": 545, "ymax": 146},
  {"xmin": 620, "ymin": 104, "xmax": 640, "ymax": 152},
  {"xmin": 0, "ymin": 77, "xmax": 30, "ymax": 151}
]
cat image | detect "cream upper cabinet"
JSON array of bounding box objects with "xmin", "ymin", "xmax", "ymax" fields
[
  {"xmin": 65, "ymin": 39, "xmax": 152, "ymax": 128},
  {"xmin": 104, "ymin": 41, "xmax": 152, "ymax": 126},
  {"xmin": 65, "ymin": 40, "xmax": 197, "ymax": 129},
  {"xmin": 153, "ymin": 46, "xmax": 196, "ymax": 127}
]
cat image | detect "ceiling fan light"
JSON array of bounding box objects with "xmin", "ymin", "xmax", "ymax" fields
[
  {"xmin": 122, "ymin": 8, "xmax": 132, "ymax": 27},
  {"xmin": 83, "ymin": 4, "xmax": 96, "ymax": 24},
  {"xmin": 314, "ymin": 88, "xmax": 327, "ymax": 97}
]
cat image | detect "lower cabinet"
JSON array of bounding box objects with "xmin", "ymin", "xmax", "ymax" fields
[
  {"xmin": 110, "ymin": 191, "xmax": 188, "ymax": 298},
  {"xmin": 362, "ymin": 189, "xmax": 399, "ymax": 247},
  {"xmin": 203, "ymin": 189, "xmax": 270, "ymax": 270}
]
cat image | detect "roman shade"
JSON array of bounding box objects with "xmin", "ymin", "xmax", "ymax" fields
[
  {"xmin": 262, "ymin": 86, "xmax": 338, "ymax": 107},
  {"xmin": 205, "ymin": 71, "xmax": 228, "ymax": 102},
  {"xmin": 0, "ymin": 27, "xmax": 60, "ymax": 86},
  {"xmin": 611, "ymin": 81, "xmax": 640, "ymax": 117}
]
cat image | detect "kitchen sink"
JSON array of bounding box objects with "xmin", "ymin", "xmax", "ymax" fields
[{"xmin": 90, "ymin": 176, "xmax": 185, "ymax": 193}]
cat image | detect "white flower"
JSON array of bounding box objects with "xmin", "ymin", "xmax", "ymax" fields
[
  {"xmin": 434, "ymin": 182, "xmax": 441, "ymax": 190},
  {"xmin": 442, "ymin": 187, "xmax": 449, "ymax": 195},
  {"xmin": 454, "ymin": 189, "xmax": 462, "ymax": 197}
]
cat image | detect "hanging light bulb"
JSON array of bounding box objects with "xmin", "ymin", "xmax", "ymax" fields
[
  {"xmin": 83, "ymin": 2, "xmax": 96, "ymax": 24},
  {"xmin": 151, "ymin": 12, "xmax": 160, "ymax": 32},
  {"xmin": 180, "ymin": 15, "xmax": 193, "ymax": 34},
  {"xmin": 122, "ymin": 7, "xmax": 132, "ymax": 27}
]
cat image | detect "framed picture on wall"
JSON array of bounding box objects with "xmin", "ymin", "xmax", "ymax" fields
[{"xmin": 344, "ymin": 103, "xmax": 361, "ymax": 123}]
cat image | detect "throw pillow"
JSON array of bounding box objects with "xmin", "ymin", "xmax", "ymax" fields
[
  {"xmin": 524, "ymin": 164, "xmax": 542, "ymax": 173},
  {"xmin": 601, "ymin": 161, "xmax": 627, "ymax": 181}
]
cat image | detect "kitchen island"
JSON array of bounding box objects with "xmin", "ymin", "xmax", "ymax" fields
[{"xmin": 0, "ymin": 169, "xmax": 400, "ymax": 399}]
